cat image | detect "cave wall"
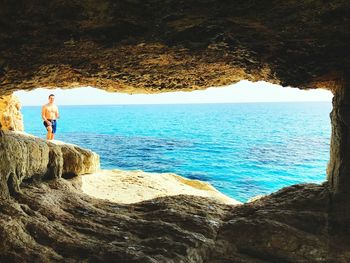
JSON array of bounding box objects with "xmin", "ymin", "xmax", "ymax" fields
[
  {"xmin": 328, "ymin": 74, "xmax": 350, "ymax": 196},
  {"xmin": 0, "ymin": 0, "xmax": 349, "ymax": 94}
]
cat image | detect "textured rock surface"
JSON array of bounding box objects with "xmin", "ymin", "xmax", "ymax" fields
[
  {"xmin": 49, "ymin": 140, "xmax": 100, "ymax": 178},
  {"xmin": 0, "ymin": 94, "xmax": 23, "ymax": 131},
  {"xmin": 213, "ymin": 184, "xmax": 331, "ymax": 262},
  {"xmin": 0, "ymin": 180, "xmax": 347, "ymax": 263},
  {"xmin": 327, "ymin": 78, "xmax": 350, "ymax": 196},
  {"xmin": 0, "ymin": 132, "xmax": 99, "ymax": 198},
  {"xmin": 79, "ymin": 169, "xmax": 240, "ymax": 205},
  {"xmin": 0, "ymin": 0, "xmax": 349, "ymax": 94}
]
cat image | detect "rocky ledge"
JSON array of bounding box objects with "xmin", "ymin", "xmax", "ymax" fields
[
  {"xmin": 78, "ymin": 169, "xmax": 240, "ymax": 205},
  {"xmin": 1, "ymin": 177, "xmax": 346, "ymax": 262},
  {"xmin": 0, "ymin": 131, "xmax": 99, "ymax": 198}
]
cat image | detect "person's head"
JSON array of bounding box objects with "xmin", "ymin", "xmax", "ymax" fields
[{"xmin": 48, "ymin": 94, "xmax": 55, "ymax": 103}]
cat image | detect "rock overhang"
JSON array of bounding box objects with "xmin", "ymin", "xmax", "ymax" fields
[{"xmin": 0, "ymin": 0, "xmax": 349, "ymax": 96}]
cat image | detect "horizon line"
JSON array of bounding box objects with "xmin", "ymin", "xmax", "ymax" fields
[{"xmin": 21, "ymin": 100, "xmax": 332, "ymax": 107}]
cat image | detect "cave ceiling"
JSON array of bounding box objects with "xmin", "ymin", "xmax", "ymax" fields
[{"xmin": 0, "ymin": 0, "xmax": 349, "ymax": 96}]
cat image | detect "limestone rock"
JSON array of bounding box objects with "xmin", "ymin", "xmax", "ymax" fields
[
  {"xmin": 0, "ymin": 1, "xmax": 348, "ymax": 94},
  {"xmin": 79, "ymin": 169, "xmax": 241, "ymax": 205},
  {"xmin": 213, "ymin": 184, "xmax": 332, "ymax": 262},
  {"xmin": 0, "ymin": 94, "xmax": 23, "ymax": 132},
  {"xmin": 0, "ymin": 132, "xmax": 99, "ymax": 198},
  {"xmin": 0, "ymin": 132, "xmax": 49, "ymax": 197},
  {"xmin": 48, "ymin": 140, "xmax": 100, "ymax": 178},
  {"xmin": 0, "ymin": 180, "xmax": 348, "ymax": 262}
]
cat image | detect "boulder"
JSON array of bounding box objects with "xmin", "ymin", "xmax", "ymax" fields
[{"xmin": 0, "ymin": 132, "xmax": 99, "ymax": 198}]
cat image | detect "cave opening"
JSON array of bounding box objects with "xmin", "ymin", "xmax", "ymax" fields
[
  {"xmin": 0, "ymin": 0, "xmax": 349, "ymax": 260},
  {"xmin": 13, "ymin": 81, "xmax": 333, "ymax": 202}
]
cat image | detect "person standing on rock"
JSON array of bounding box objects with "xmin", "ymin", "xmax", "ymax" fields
[{"xmin": 42, "ymin": 94, "xmax": 59, "ymax": 140}]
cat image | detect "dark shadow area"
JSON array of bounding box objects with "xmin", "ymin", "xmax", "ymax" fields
[{"xmin": 62, "ymin": 172, "xmax": 78, "ymax": 179}]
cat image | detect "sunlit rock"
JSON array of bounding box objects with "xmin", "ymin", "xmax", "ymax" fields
[
  {"xmin": 0, "ymin": 94, "xmax": 23, "ymax": 132},
  {"xmin": 79, "ymin": 169, "xmax": 240, "ymax": 205},
  {"xmin": 48, "ymin": 140, "xmax": 100, "ymax": 178},
  {"xmin": 0, "ymin": 132, "xmax": 99, "ymax": 198}
]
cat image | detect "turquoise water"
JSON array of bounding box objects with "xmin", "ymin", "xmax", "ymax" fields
[{"xmin": 21, "ymin": 102, "xmax": 332, "ymax": 202}]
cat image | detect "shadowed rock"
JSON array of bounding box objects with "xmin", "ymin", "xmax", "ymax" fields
[
  {"xmin": 0, "ymin": 1, "xmax": 349, "ymax": 94},
  {"xmin": 1, "ymin": 180, "xmax": 347, "ymax": 262}
]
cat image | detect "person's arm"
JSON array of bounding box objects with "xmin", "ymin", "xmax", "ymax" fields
[{"xmin": 55, "ymin": 106, "xmax": 60, "ymax": 119}]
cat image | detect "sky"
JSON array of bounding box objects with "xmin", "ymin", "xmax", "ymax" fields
[{"xmin": 14, "ymin": 80, "xmax": 333, "ymax": 106}]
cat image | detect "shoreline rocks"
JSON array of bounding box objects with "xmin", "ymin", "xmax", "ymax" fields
[
  {"xmin": 78, "ymin": 169, "xmax": 241, "ymax": 205},
  {"xmin": 0, "ymin": 131, "xmax": 99, "ymax": 198}
]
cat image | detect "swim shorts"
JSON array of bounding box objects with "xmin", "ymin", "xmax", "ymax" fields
[{"xmin": 43, "ymin": 119, "xmax": 57, "ymax": 134}]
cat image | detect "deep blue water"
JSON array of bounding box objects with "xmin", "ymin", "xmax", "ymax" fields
[{"xmin": 21, "ymin": 102, "xmax": 332, "ymax": 202}]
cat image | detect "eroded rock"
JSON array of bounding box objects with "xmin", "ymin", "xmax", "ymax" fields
[
  {"xmin": 0, "ymin": 132, "xmax": 99, "ymax": 198},
  {"xmin": 48, "ymin": 140, "xmax": 100, "ymax": 178},
  {"xmin": 0, "ymin": 1, "xmax": 348, "ymax": 94},
  {"xmin": 0, "ymin": 180, "xmax": 347, "ymax": 262},
  {"xmin": 79, "ymin": 169, "xmax": 240, "ymax": 205},
  {"xmin": 0, "ymin": 94, "xmax": 23, "ymax": 132}
]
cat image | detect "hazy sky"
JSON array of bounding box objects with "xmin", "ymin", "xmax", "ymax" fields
[{"xmin": 15, "ymin": 80, "xmax": 333, "ymax": 106}]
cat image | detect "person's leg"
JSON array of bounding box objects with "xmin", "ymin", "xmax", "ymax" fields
[
  {"xmin": 50, "ymin": 120, "xmax": 56, "ymax": 140},
  {"xmin": 46, "ymin": 125, "xmax": 53, "ymax": 140}
]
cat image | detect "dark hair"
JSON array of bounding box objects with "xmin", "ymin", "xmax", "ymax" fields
[{"xmin": 49, "ymin": 94, "xmax": 55, "ymax": 98}]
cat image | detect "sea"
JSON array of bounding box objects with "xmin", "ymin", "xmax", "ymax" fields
[{"xmin": 21, "ymin": 102, "xmax": 332, "ymax": 202}]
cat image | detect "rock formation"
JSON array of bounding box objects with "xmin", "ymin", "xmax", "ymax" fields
[
  {"xmin": 0, "ymin": 94, "xmax": 23, "ymax": 131},
  {"xmin": 0, "ymin": 0, "xmax": 350, "ymax": 262},
  {"xmin": 79, "ymin": 169, "xmax": 241, "ymax": 205},
  {"xmin": 0, "ymin": 179, "xmax": 343, "ymax": 262},
  {"xmin": 1, "ymin": 0, "xmax": 348, "ymax": 93},
  {"xmin": 0, "ymin": 132, "xmax": 99, "ymax": 198}
]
